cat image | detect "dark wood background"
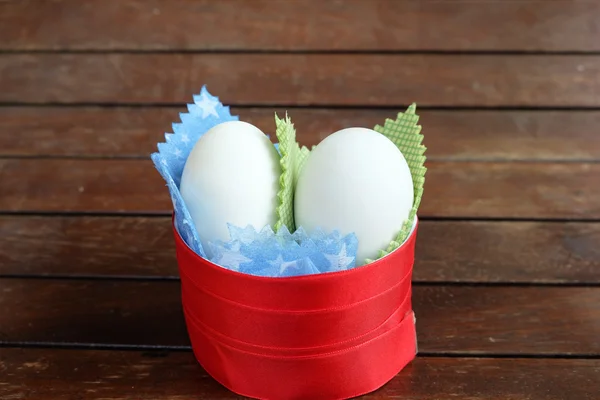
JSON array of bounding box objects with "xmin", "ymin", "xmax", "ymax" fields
[{"xmin": 0, "ymin": 1, "xmax": 599, "ymax": 399}]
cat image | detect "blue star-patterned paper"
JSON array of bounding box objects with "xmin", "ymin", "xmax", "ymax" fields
[
  {"xmin": 152, "ymin": 86, "xmax": 360, "ymax": 277},
  {"xmin": 151, "ymin": 86, "xmax": 238, "ymax": 257},
  {"xmin": 208, "ymin": 225, "xmax": 358, "ymax": 277}
]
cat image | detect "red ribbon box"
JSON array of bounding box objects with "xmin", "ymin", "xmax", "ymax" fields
[{"xmin": 173, "ymin": 219, "xmax": 418, "ymax": 400}]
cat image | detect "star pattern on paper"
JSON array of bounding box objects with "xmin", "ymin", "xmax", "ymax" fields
[
  {"xmin": 324, "ymin": 244, "xmax": 355, "ymax": 271},
  {"xmin": 213, "ymin": 249, "xmax": 251, "ymax": 271},
  {"xmin": 151, "ymin": 86, "xmax": 240, "ymax": 258},
  {"xmin": 267, "ymin": 254, "xmax": 302, "ymax": 275},
  {"xmin": 206, "ymin": 223, "xmax": 358, "ymax": 277},
  {"xmin": 268, "ymin": 254, "xmax": 285, "ymax": 267},
  {"xmin": 279, "ymin": 259, "xmax": 301, "ymax": 275},
  {"xmin": 195, "ymin": 91, "xmax": 219, "ymax": 119},
  {"xmin": 229, "ymin": 224, "xmax": 261, "ymax": 245},
  {"xmin": 228, "ymin": 241, "xmax": 242, "ymax": 252}
]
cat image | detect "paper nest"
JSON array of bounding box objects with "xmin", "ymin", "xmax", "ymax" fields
[{"xmin": 152, "ymin": 86, "xmax": 426, "ymax": 276}]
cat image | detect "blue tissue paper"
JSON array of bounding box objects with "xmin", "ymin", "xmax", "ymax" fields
[
  {"xmin": 208, "ymin": 224, "xmax": 359, "ymax": 277},
  {"xmin": 151, "ymin": 86, "xmax": 238, "ymax": 257}
]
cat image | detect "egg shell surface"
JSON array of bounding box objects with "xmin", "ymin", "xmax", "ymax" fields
[
  {"xmin": 180, "ymin": 121, "xmax": 281, "ymax": 257},
  {"xmin": 294, "ymin": 127, "xmax": 414, "ymax": 265}
]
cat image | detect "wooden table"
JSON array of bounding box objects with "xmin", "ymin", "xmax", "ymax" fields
[{"xmin": 1, "ymin": 1, "xmax": 599, "ymax": 399}]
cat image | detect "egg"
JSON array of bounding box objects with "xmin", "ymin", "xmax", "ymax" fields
[
  {"xmin": 180, "ymin": 121, "xmax": 281, "ymax": 257},
  {"xmin": 294, "ymin": 127, "xmax": 414, "ymax": 265}
]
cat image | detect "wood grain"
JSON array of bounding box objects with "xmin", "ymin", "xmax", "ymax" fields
[
  {"xmin": 0, "ymin": 280, "xmax": 189, "ymax": 346},
  {"xmin": 0, "ymin": 159, "xmax": 169, "ymax": 214},
  {"xmin": 1, "ymin": 159, "xmax": 599, "ymax": 219},
  {"xmin": 1, "ymin": 54, "xmax": 599, "ymax": 106},
  {"xmin": 417, "ymin": 220, "xmax": 600, "ymax": 284},
  {"xmin": 2, "ymin": 1, "xmax": 598, "ymax": 398},
  {"xmin": 1, "ymin": 0, "xmax": 599, "ymax": 52},
  {"xmin": 422, "ymin": 162, "xmax": 600, "ymax": 219},
  {"xmin": 1, "ymin": 279, "xmax": 599, "ymax": 355},
  {"xmin": 0, "ymin": 216, "xmax": 179, "ymax": 278},
  {"xmin": 1, "ymin": 349, "xmax": 599, "ymax": 400},
  {"xmin": 2, "ymin": 217, "xmax": 599, "ymax": 284},
  {"xmin": 2, "ymin": 107, "xmax": 600, "ymax": 161}
]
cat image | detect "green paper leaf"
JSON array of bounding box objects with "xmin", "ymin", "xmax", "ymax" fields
[
  {"xmin": 274, "ymin": 113, "xmax": 310, "ymax": 232},
  {"xmin": 373, "ymin": 103, "xmax": 427, "ymax": 259}
]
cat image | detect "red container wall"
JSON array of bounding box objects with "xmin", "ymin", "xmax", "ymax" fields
[{"xmin": 174, "ymin": 220, "xmax": 418, "ymax": 400}]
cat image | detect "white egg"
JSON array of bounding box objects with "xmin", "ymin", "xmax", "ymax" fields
[
  {"xmin": 294, "ymin": 127, "xmax": 414, "ymax": 265},
  {"xmin": 180, "ymin": 121, "xmax": 281, "ymax": 257}
]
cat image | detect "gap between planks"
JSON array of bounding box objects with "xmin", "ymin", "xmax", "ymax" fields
[
  {"xmin": 2, "ymin": 212, "xmax": 600, "ymax": 222},
  {"xmin": 1, "ymin": 342, "xmax": 599, "ymax": 360},
  {"xmin": 1, "ymin": 275, "xmax": 599, "ymax": 289},
  {"xmin": 5, "ymin": 50, "xmax": 600, "ymax": 56},
  {"xmin": 3, "ymin": 156, "xmax": 600, "ymax": 163}
]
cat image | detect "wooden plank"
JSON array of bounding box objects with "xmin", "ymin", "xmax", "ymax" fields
[
  {"xmin": 0, "ymin": 216, "xmax": 178, "ymax": 278},
  {"xmin": 0, "ymin": 159, "xmax": 171, "ymax": 214},
  {"xmin": 2, "ymin": 107, "xmax": 600, "ymax": 161},
  {"xmin": 1, "ymin": 54, "xmax": 599, "ymax": 107},
  {"xmin": 1, "ymin": 279, "xmax": 598, "ymax": 355},
  {"xmin": 1, "ymin": 0, "xmax": 599, "ymax": 52},
  {"xmin": 0, "ymin": 280, "xmax": 190, "ymax": 347},
  {"xmin": 416, "ymin": 221, "xmax": 600, "ymax": 284},
  {"xmin": 1, "ymin": 349, "xmax": 599, "ymax": 400},
  {"xmin": 1, "ymin": 159, "xmax": 599, "ymax": 219},
  {"xmin": 422, "ymin": 162, "xmax": 600, "ymax": 219},
  {"xmin": 2, "ymin": 217, "xmax": 599, "ymax": 284}
]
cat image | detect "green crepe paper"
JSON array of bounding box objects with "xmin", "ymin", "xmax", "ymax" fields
[
  {"xmin": 274, "ymin": 113, "xmax": 310, "ymax": 232},
  {"xmin": 369, "ymin": 103, "xmax": 427, "ymax": 262}
]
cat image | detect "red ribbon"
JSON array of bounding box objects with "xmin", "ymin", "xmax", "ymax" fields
[{"xmin": 174, "ymin": 219, "xmax": 418, "ymax": 399}]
